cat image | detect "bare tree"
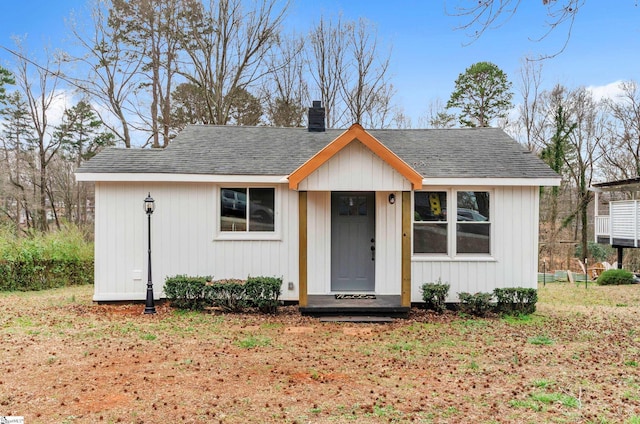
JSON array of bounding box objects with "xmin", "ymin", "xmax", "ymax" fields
[
  {"xmin": 558, "ymin": 86, "xmax": 606, "ymax": 259},
  {"xmin": 392, "ymin": 107, "xmax": 413, "ymax": 129},
  {"xmin": 67, "ymin": 0, "xmax": 144, "ymax": 148},
  {"xmin": 447, "ymin": 0, "xmax": 585, "ymax": 57},
  {"xmin": 340, "ymin": 18, "xmax": 393, "ymax": 128},
  {"xmin": 308, "ymin": 15, "xmax": 394, "ymax": 129},
  {"xmin": 12, "ymin": 40, "xmax": 64, "ymax": 231},
  {"xmin": 54, "ymin": 100, "xmax": 114, "ymax": 224},
  {"xmin": 506, "ymin": 58, "xmax": 546, "ymax": 150},
  {"xmin": 308, "ymin": 15, "xmax": 347, "ymax": 128},
  {"xmin": 109, "ymin": 0, "xmax": 183, "ymax": 147},
  {"xmin": 602, "ymin": 80, "xmax": 640, "ymax": 179},
  {"xmin": 421, "ymin": 97, "xmax": 457, "ymax": 128},
  {"xmin": 261, "ymin": 34, "xmax": 308, "ymax": 127},
  {"xmin": 178, "ymin": 0, "xmax": 289, "ymax": 127}
]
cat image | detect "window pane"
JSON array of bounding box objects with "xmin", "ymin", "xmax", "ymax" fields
[
  {"xmin": 413, "ymin": 223, "xmax": 448, "ymax": 254},
  {"xmin": 457, "ymin": 191, "xmax": 489, "ymax": 221},
  {"xmin": 249, "ymin": 188, "xmax": 275, "ymax": 232},
  {"xmin": 357, "ymin": 196, "xmax": 367, "ymax": 216},
  {"xmin": 415, "ymin": 192, "xmax": 447, "ymax": 221},
  {"xmin": 220, "ymin": 188, "xmax": 247, "ymax": 231},
  {"xmin": 338, "ymin": 195, "xmax": 367, "ymax": 216},
  {"xmin": 457, "ymin": 223, "xmax": 490, "ymax": 253}
]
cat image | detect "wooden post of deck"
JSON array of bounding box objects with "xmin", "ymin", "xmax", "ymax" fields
[
  {"xmin": 401, "ymin": 191, "xmax": 411, "ymax": 307},
  {"xmin": 298, "ymin": 191, "xmax": 308, "ymax": 307}
]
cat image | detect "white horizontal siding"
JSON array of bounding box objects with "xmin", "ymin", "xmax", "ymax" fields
[
  {"xmin": 93, "ymin": 182, "xmax": 299, "ymax": 301},
  {"xmin": 298, "ymin": 141, "xmax": 412, "ymax": 191},
  {"xmin": 611, "ymin": 200, "xmax": 638, "ymax": 240},
  {"xmin": 411, "ymin": 186, "xmax": 539, "ymax": 302}
]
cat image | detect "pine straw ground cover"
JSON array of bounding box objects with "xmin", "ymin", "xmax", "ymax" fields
[{"xmin": 0, "ymin": 283, "xmax": 639, "ymax": 424}]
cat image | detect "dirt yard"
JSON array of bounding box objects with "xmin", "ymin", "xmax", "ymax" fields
[{"xmin": 1, "ymin": 283, "xmax": 640, "ymax": 423}]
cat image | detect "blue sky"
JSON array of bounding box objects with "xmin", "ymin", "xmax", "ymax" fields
[{"xmin": 0, "ymin": 1, "xmax": 638, "ymax": 125}]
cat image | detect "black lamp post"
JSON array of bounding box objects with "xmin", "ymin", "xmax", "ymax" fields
[{"xmin": 144, "ymin": 193, "xmax": 156, "ymax": 314}]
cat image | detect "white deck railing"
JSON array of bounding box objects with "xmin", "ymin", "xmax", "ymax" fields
[
  {"xmin": 596, "ymin": 200, "xmax": 640, "ymax": 246},
  {"xmin": 595, "ymin": 215, "xmax": 610, "ymax": 238}
]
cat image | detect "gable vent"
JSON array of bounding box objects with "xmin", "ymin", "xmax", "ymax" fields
[{"xmin": 308, "ymin": 100, "xmax": 325, "ymax": 132}]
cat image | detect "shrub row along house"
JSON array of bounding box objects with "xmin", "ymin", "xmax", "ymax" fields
[{"xmin": 76, "ymin": 103, "xmax": 560, "ymax": 315}]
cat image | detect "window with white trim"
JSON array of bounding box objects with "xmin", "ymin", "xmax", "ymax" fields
[
  {"xmin": 413, "ymin": 191, "xmax": 448, "ymax": 254},
  {"xmin": 220, "ymin": 187, "xmax": 275, "ymax": 232},
  {"xmin": 456, "ymin": 191, "xmax": 490, "ymax": 254}
]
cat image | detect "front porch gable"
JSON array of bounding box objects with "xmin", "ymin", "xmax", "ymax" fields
[{"xmin": 288, "ymin": 123, "xmax": 423, "ymax": 191}]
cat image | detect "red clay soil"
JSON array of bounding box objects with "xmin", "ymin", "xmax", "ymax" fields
[{"xmin": 1, "ymin": 285, "xmax": 640, "ymax": 423}]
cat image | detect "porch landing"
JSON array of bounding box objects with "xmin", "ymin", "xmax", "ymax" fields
[{"xmin": 299, "ymin": 295, "xmax": 410, "ymax": 318}]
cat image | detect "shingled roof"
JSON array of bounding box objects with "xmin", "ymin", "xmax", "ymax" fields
[{"xmin": 77, "ymin": 125, "xmax": 558, "ymax": 180}]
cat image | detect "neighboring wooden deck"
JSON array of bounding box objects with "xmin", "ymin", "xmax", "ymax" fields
[{"xmin": 299, "ymin": 295, "xmax": 410, "ymax": 317}]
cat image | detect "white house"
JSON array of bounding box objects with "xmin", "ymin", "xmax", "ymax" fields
[
  {"xmin": 76, "ymin": 106, "xmax": 559, "ymax": 314},
  {"xmin": 591, "ymin": 177, "xmax": 640, "ymax": 268}
]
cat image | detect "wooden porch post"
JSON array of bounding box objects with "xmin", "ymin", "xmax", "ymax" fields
[
  {"xmin": 401, "ymin": 191, "xmax": 411, "ymax": 307},
  {"xmin": 298, "ymin": 191, "xmax": 308, "ymax": 307}
]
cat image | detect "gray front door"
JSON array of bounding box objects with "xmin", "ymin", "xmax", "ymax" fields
[{"xmin": 331, "ymin": 192, "xmax": 376, "ymax": 291}]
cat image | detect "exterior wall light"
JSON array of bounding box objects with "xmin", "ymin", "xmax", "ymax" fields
[{"xmin": 388, "ymin": 193, "xmax": 396, "ymax": 204}]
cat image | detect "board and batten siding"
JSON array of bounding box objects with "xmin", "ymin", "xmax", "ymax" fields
[
  {"xmin": 297, "ymin": 140, "xmax": 412, "ymax": 192},
  {"xmin": 305, "ymin": 191, "xmax": 403, "ymax": 295},
  {"xmin": 410, "ymin": 186, "xmax": 540, "ymax": 302},
  {"xmin": 93, "ymin": 181, "xmax": 300, "ymax": 301}
]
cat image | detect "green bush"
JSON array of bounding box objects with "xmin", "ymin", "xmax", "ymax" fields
[
  {"xmin": 207, "ymin": 279, "xmax": 249, "ymax": 312},
  {"xmin": 575, "ymin": 241, "xmax": 614, "ymax": 263},
  {"xmin": 596, "ymin": 269, "xmax": 635, "ymax": 286},
  {"xmin": 0, "ymin": 225, "xmax": 94, "ymax": 291},
  {"xmin": 494, "ymin": 287, "xmax": 538, "ymax": 315},
  {"xmin": 163, "ymin": 275, "xmax": 210, "ymax": 310},
  {"xmin": 245, "ymin": 276, "xmax": 282, "ymax": 314},
  {"xmin": 420, "ymin": 280, "xmax": 450, "ymax": 313},
  {"xmin": 164, "ymin": 275, "xmax": 282, "ymax": 313},
  {"xmin": 458, "ymin": 292, "xmax": 494, "ymax": 317}
]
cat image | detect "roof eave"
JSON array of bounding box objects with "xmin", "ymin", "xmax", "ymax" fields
[
  {"xmin": 422, "ymin": 177, "xmax": 561, "ymax": 187},
  {"xmin": 75, "ymin": 172, "xmax": 289, "ymax": 183}
]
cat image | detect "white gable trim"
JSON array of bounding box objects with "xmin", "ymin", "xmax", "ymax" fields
[{"xmin": 76, "ymin": 173, "xmax": 288, "ymax": 183}]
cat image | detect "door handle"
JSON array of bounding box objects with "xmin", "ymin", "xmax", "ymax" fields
[{"xmin": 370, "ymin": 244, "xmax": 375, "ymax": 261}]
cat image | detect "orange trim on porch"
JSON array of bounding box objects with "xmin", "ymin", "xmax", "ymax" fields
[{"xmin": 288, "ymin": 123, "xmax": 423, "ymax": 190}]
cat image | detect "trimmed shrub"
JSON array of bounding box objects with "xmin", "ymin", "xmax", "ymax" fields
[
  {"xmin": 420, "ymin": 280, "xmax": 450, "ymax": 313},
  {"xmin": 596, "ymin": 269, "xmax": 635, "ymax": 285},
  {"xmin": 245, "ymin": 276, "xmax": 282, "ymax": 314},
  {"xmin": 163, "ymin": 275, "xmax": 210, "ymax": 310},
  {"xmin": 494, "ymin": 287, "xmax": 537, "ymax": 315},
  {"xmin": 458, "ymin": 292, "xmax": 494, "ymax": 317},
  {"xmin": 207, "ymin": 279, "xmax": 249, "ymax": 312},
  {"xmin": 165, "ymin": 275, "xmax": 282, "ymax": 314}
]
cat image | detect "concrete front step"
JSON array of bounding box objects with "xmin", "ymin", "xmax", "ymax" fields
[{"xmin": 318, "ymin": 316, "xmax": 396, "ymax": 323}]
